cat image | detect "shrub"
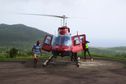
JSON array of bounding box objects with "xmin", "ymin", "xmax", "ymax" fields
[{"xmin": 9, "ymin": 48, "xmax": 18, "ymax": 58}]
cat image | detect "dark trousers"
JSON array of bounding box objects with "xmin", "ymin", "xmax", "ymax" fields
[{"xmin": 84, "ymin": 48, "xmax": 92, "ymax": 59}]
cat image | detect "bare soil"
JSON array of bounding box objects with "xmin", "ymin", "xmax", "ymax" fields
[{"xmin": 0, "ymin": 59, "xmax": 126, "ymax": 84}]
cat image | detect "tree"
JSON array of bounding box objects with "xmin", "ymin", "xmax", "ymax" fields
[{"xmin": 9, "ymin": 48, "xmax": 18, "ymax": 58}]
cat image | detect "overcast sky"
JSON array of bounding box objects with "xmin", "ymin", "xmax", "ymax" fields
[{"xmin": 0, "ymin": 0, "xmax": 126, "ymax": 47}]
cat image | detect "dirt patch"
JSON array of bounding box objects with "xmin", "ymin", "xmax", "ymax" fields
[{"xmin": 0, "ymin": 60, "xmax": 126, "ymax": 84}]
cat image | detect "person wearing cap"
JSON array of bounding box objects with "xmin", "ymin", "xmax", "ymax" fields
[
  {"xmin": 32, "ymin": 40, "xmax": 42, "ymax": 65},
  {"xmin": 82, "ymin": 40, "xmax": 93, "ymax": 60}
]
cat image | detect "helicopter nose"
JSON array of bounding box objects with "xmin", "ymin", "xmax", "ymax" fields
[{"xmin": 53, "ymin": 45, "xmax": 71, "ymax": 51}]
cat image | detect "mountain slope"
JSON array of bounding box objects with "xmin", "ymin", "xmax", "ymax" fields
[
  {"xmin": 0, "ymin": 24, "xmax": 48, "ymax": 49},
  {"xmin": 90, "ymin": 47, "xmax": 126, "ymax": 56}
]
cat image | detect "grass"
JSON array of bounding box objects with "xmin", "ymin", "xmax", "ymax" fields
[
  {"xmin": 78, "ymin": 52, "xmax": 126, "ymax": 64},
  {"xmin": 0, "ymin": 57, "xmax": 32, "ymax": 62},
  {"xmin": 93, "ymin": 54, "xmax": 126, "ymax": 62},
  {"xmin": 0, "ymin": 52, "xmax": 126, "ymax": 64},
  {"xmin": 89, "ymin": 54, "xmax": 126, "ymax": 66},
  {"xmin": 0, "ymin": 53, "xmax": 50, "ymax": 62}
]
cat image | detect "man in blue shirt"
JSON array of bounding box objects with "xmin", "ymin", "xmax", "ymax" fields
[{"xmin": 32, "ymin": 40, "xmax": 42, "ymax": 65}]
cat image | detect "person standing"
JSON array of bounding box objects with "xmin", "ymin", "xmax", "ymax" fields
[
  {"xmin": 32, "ymin": 40, "xmax": 42, "ymax": 66},
  {"xmin": 82, "ymin": 40, "xmax": 93, "ymax": 60}
]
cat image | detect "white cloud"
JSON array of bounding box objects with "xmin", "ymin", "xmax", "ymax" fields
[{"xmin": 0, "ymin": 0, "xmax": 126, "ymax": 47}]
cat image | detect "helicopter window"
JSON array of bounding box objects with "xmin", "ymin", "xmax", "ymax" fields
[
  {"xmin": 53, "ymin": 35, "xmax": 72, "ymax": 46},
  {"xmin": 74, "ymin": 37, "xmax": 80, "ymax": 45},
  {"xmin": 61, "ymin": 35, "xmax": 72, "ymax": 46},
  {"xmin": 44, "ymin": 36, "xmax": 52, "ymax": 45},
  {"xmin": 54, "ymin": 36, "xmax": 60, "ymax": 45},
  {"xmin": 79, "ymin": 36, "xmax": 84, "ymax": 43}
]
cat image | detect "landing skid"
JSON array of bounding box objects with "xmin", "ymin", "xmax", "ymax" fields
[
  {"xmin": 42, "ymin": 54, "xmax": 80, "ymax": 67},
  {"xmin": 43, "ymin": 56, "xmax": 54, "ymax": 67}
]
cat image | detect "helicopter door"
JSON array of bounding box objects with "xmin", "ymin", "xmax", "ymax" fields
[
  {"xmin": 42, "ymin": 35, "xmax": 53, "ymax": 52},
  {"xmin": 72, "ymin": 35, "xmax": 84, "ymax": 53},
  {"xmin": 80, "ymin": 34, "xmax": 86, "ymax": 50}
]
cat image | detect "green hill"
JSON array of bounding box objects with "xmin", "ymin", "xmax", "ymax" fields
[
  {"xmin": 0, "ymin": 24, "xmax": 48, "ymax": 50},
  {"xmin": 90, "ymin": 47, "xmax": 126, "ymax": 56}
]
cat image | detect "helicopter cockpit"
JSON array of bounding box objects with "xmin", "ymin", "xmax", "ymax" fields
[
  {"xmin": 52, "ymin": 26, "xmax": 72, "ymax": 46},
  {"xmin": 53, "ymin": 35, "xmax": 72, "ymax": 46}
]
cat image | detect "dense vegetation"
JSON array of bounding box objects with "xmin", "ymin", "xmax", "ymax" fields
[
  {"xmin": 90, "ymin": 47, "xmax": 126, "ymax": 56},
  {"xmin": 89, "ymin": 47, "xmax": 126, "ymax": 61}
]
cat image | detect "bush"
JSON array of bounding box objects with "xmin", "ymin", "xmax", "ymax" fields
[{"xmin": 9, "ymin": 48, "xmax": 18, "ymax": 58}]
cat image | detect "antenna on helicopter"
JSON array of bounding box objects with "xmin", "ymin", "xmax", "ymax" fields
[
  {"xmin": 21, "ymin": 13, "xmax": 69, "ymax": 26},
  {"xmin": 61, "ymin": 15, "xmax": 68, "ymax": 26}
]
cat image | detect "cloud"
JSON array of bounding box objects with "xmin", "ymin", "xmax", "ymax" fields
[{"xmin": 0, "ymin": 0, "xmax": 126, "ymax": 47}]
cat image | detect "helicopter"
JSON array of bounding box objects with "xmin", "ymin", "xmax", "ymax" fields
[
  {"xmin": 24, "ymin": 14, "xmax": 88, "ymax": 67},
  {"xmin": 40, "ymin": 14, "xmax": 88, "ymax": 67}
]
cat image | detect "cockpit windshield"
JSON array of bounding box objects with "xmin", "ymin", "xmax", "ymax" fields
[{"xmin": 53, "ymin": 35, "xmax": 72, "ymax": 46}]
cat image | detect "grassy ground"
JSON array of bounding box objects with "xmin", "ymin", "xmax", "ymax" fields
[
  {"xmin": 0, "ymin": 54, "xmax": 50, "ymax": 62},
  {"xmin": 92, "ymin": 54, "xmax": 126, "ymax": 62},
  {"xmin": 0, "ymin": 52, "xmax": 126, "ymax": 64}
]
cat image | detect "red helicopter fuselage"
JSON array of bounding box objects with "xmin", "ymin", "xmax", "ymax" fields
[{"xmin": 42, "ymin": 26, "xmax": 86, "ymax": 56}]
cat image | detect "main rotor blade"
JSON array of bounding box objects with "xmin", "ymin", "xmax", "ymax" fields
[{"xmin": 21, "ymin": 13, "xmax": 69, "ymax": 19}]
